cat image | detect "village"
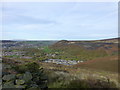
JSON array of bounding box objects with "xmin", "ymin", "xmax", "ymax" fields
[{"xmin": 2, "ymin": 41, "xmax": 85, "ymax": 65}]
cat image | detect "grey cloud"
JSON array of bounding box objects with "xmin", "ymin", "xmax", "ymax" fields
[{"xmin": 4, "ymin": 15, "xmax": 57, "ymax": 25}]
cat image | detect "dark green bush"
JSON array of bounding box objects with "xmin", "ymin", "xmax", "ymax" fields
[
  {"xmin": 13, "ymin": 62, "xmax": 40, "ymax": 73},
  {"xmin": 3, "ymin": 62, "xmax": 48, "ymax": 89}
]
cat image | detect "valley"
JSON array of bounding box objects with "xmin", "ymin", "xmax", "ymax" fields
[{"xmin": 1, "ymin": 38, "xmax": 119, "ymax": 89}]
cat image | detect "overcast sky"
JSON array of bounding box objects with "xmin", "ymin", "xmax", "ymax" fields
[{"xmin": 1, "ymin": 2, "xmax": 118, "ymax": 40}]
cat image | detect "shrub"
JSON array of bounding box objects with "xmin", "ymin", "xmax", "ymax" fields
[{"xmin": 3, "ymin": 62, "xmax": 48, "ymax": 89}]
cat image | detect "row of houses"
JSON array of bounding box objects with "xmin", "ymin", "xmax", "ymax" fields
[{"xmin": 44, "ymin": 59, "xmax": 84, "ymax": 65}]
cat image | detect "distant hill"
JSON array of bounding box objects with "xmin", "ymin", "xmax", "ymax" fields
[
  {"xmin": 52, "ymin": 38, "xmax": 119, "ymax": 48},
  {"xmin": 50, "ymin": 38, "xmax": 118, "ymax": 61},
  {"xmin": 50, "ymin": 38, "xmax": 119, "ymax": 73},
  {"xmin": 54, "ymin": 38, "xmax": 119, "ymax": 45},
  {"xmin": 2, "ymin": 40, "xmax": 16, "ymax": 43},
  {"xmin": 93, "ymin": 38, "xmax": 119, "ymax": 43}
]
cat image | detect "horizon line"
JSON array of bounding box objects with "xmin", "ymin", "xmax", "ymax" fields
[{"xmin": 1, "ymin": 37, "xmax": 119, "ymax": 41}]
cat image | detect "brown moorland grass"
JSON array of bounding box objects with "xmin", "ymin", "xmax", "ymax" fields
[
  {"xmin": 74, "ymin": 55, "xmax": 118, "ymax": 73},
  {"xmin": 41, "ymin": 61, "xmax": 119, "ymax": 88}
]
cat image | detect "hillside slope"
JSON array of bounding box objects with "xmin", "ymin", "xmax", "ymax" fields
[
  {"xmin": 51, "ymin": 38, "xmax": 118, "ymax": 61},
  {"xmin": 74, "ymin": 56, "xmax": 118, "ymax": 73}
]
